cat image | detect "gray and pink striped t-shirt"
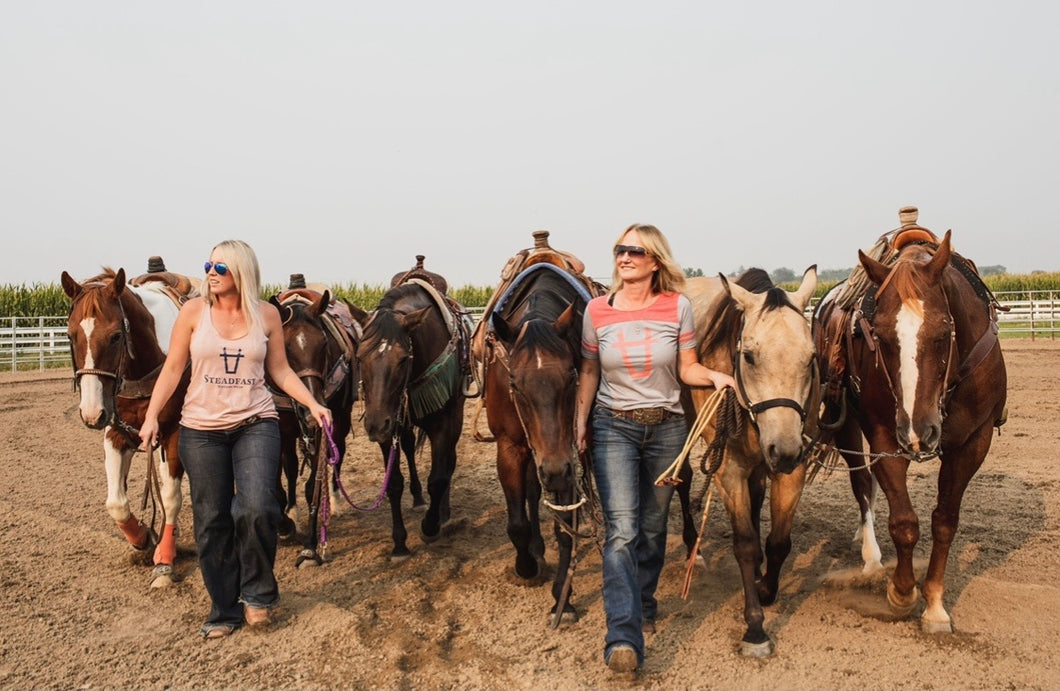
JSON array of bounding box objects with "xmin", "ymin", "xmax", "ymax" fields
[{"xmin": 581, "ymin": 291, "xmax": 696, "ymax": 413}]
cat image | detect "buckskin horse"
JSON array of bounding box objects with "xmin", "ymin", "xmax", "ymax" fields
[
  {"xmin": 355, "ymin": 278, "xmax": 470, "ymax": 558},
  {"xmin": 268, "ymin": 286, "xmax": 363, "ymax": 567},
  {"xmin": 812, "ymin": 208, "xmax": 1007, "ymax": 634},
  {"xmin": 482, "ymin": 261, "xmax": 604, "ymax": 624},
  {"xmin": 676, "ymin": 266, "xmax": 819, "ymax": 656},
  {"xmin": 61, "ymin": 267, "xmax": 194, "ymax": 587}
]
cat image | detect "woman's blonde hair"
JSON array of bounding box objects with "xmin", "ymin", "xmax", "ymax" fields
[
  {"xmin": 203, "ymin": 239, "xmax": 264, "ymax": 334},
  {"xmin": 610, "ymin": 223, "xmax": 686, "ymax": 294}
]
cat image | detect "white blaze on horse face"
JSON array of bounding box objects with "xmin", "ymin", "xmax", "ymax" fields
[
  {"xmin": 377, "ymin": 338, "xmax": 391, "ymax": 354},
  {"xmin": 294, "ymin": 331, "xmax": 309, "ymax": 351},
  {"xmin": 77, "ymin": 316, "xmax": 106, "ymax": 420},
  {"xmin": 895, "ymin": 301, "xmax": 924, "ymax": 443}
]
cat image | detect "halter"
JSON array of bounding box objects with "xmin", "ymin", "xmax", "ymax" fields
[
  {"xmin": 731, "ymin": 306, "xmax": 815, "ymax": 431},
  {"xmin": 867, "ymin": 271, "xmax": 957, "ymax": 462}
]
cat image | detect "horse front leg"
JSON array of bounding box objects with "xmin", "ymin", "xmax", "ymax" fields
[
  {"xmin": 421, "ymin": 410, "xmax": 461, "ymax": 541},
  {"xmin": 498, "ymin": 438, "xmax": 539, "ymax": 580},
  {"xmin": 867, "ymin": 429, "xmax": 920, "ymax": 618},
  {"xmin": 103, "ymin": 431, "xmax": 153, "ymax": 554},
  {"xmin": 921, "ymin": 423, "xmax": 991, "ymax": 633},
  {"xmin": 758, "ymin": 463, "xmax": 807, "ymax": 606},
  {"xmin": 381, "ymin": 440, "xmax": 410, "ymax": 559},
  {"xmin": 716, "ymin": 460, "xmax": 772, "ymax": 657},
  {"xmin": 296, "ymin": 437, "xmax": 326, "ymax": 568},
  {"xmin": 402, "ymin": 428, "xmax": 426, "ymax": 509},
  {"xmin": 549, "ymin": 486, "xmax": 578, "ymax": 624},
  {"xmin": 150, "ymin": 434, "xmax": 184, "ymax": 588}
]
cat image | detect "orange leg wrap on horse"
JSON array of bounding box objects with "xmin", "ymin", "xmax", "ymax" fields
[
  {"xmin": 154, "ymin": 524, "xmax": 177, "ymax": 566},
  {"xmin": 116, "ymin": 515, "xmax": 149, "ymax": 550}
]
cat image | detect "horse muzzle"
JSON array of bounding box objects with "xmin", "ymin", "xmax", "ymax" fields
[{"xmin": 537, "ymin": 458, "xmax": 576, "ymax": 496}]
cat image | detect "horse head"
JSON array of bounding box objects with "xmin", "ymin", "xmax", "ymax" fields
[
  {"xmin": 722, "ymin": 266, "xmax": 818, "ymax": 474},
  {"xmin": 270, "ymin": 290, "xmax": 332, "ymax": 431},
  {"xmin": 858, "ymin": 230, "xmax": 954, "ymax": 456},
  {"xmin": 62, "ymin": 268, "xmax": 160, "ymax": 430},
  {"xmin": 356, "ymin": 293, "xmax": 434, "ymax": 443},
  {"xmin": 491, "ymin": 303, "xmax": 580, "ymax": 497}
]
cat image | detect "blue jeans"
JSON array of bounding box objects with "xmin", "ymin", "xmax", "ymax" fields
[
  {"xmin": 591, "ymin": 407, "xmax": 686, "ymax": 665},
  {"xmin": 179, "ymin": 418, "xmax": 282, "ymax": 632}
]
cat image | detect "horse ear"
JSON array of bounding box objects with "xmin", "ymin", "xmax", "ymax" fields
[
  {"xmin": 554, "ymin": 304, "xmax": 576, "ymax": 335},
  {"xmin": 491, "ymin": 311, "xmax": 516, "ymax": 343},
  {"xmin": 60, "ymin": 271, "xmax": 82, "ymax": 300},
  {"xmin": 789, "ymin": 265, "xmax": 818, "ymax": 311},
  {"xmin": 926, "ymin": 230, "xmax": 952, "ymax": 282},
  {"xmin": 858, "ymin": 250, "xmax": 891, "ymax": 286},
  {"xmin": 345, "ymin": 300, "xmax": 369, "ymax": 325},
  {"xmin": 269, "ymin": 295, "xmax": 293, "ymax": 324},
  {"xmin": 311, "ymin": 290, "xmax": 331, "ymax": 317},
  {"xmin": 719, "ymin": 272, "xmax": 753, "ymax": 311},
  {"xmin": 110, "ymin": 268, "xmax": 127, "ymax": 297},
  {"xmin": 399, "ymin": 305, "xmax": 434, "ymax": 331}
]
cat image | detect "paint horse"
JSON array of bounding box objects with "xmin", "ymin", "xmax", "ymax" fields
[
  {"xmin": 62, "ymin": 267, "xmax": 195, "ymax": 587},
  {"xmin": 483, "ymin": 260, "xmax": 604, "ymax": 624},
  {"xmin": 679, "ymin": 266, "xmax": 819, "ymax": 656},
  {"xmin": 812, "ymin": 207, "xmax": 1007, "ymax": 633},
  {"xmin": 268, "ymin": 286, "xmax": 363, "ymax": 567},
  {"xmin": 355, "ymin": 276, "xmax": 472, "ymax": 558}
]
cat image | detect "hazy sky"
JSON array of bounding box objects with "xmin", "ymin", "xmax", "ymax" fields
[{"xmin": 3, "ymin": 1, "xmax": 1057, "ymax": 290}]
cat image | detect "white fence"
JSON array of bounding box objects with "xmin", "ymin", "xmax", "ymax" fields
[{"xmin": 4, "ymin": 292, "xmax": 1058, "ymax": 372}]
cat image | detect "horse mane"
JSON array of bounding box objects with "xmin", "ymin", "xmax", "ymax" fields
[
  {"xmin": 361, "ymin": 282, "xmax": 433, "ymax": 349},
  {"xmin": 509, "ymin": 270, "xmax": 583, "ymax": 360},
  {"xmin": 882, "ymin": 248, "xmax": 934, "ymax": 318},
  {"xmin": 71, "ymin": 268, "xmax": 119, "ymax": 318},
  {"xmin": 699, "ymin": 268, "xmax": 785, "ymax": 355}
]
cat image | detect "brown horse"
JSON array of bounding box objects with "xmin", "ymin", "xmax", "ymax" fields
[
  {"xmin": 268, "ymin": 288, "xmax": 365, "ymax": 567},
  {"xmin": 483, "ymin": 263, "xmax": 604, "ymax": 624},
  {"xmin": 680, "ymin": 266, "xmax": 818, "ymax": 656},
  {"xmin": 813, "ymin": 221, "xmax": 1007, "ymax": 634},
  {"xmin": 355, "ymin": 280, "xmax": 468, "ymax": 558},
  {"xmin": 61, "ymin": 267, "xmax": 192, "ymax": 587}
]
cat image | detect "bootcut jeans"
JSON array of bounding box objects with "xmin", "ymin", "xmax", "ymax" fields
[
  {"xmin": 179, "ymin": 418, "xmax": 283, "ymax": 634},
  {"xmin": 590, "ymin": 406, "xmax": 686, "ymax": 666}
]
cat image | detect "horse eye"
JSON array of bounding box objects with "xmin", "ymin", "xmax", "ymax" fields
[
  {"xmin": 743, "ymin": 351, "xmax": 756, "ymax": 366},
  {"xmin": 109, "ymin": 332, "xmax": 123, "ymax": 345}
]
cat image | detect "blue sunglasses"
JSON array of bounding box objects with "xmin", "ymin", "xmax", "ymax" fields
[{"xmin": 204, "ymin": 261, "xmax": 229, "ymax": 276}]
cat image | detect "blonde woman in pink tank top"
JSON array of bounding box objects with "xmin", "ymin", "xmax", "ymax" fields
[{"xmin": 140, "ymin": 240, "xmax": 331, "ymax": 639}]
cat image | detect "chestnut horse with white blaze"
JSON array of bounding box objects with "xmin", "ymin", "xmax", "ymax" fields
[
  {"xmin": 813, "ymin": 209, "xmax": 1007, "ymax": 634},
  {"xmin": 62, "ymin": 267, "xmax": 193, "ymax": 587}
]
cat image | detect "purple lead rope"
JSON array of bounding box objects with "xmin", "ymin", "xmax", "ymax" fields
[{"xmin": 318, "ymin": 418, "xmax": 399, "ymax": 546}]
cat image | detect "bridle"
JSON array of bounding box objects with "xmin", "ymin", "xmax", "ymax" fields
[
  {"xmin": 731, "ymin": 306, "xmax": 817, "ymax": 436},
  {"xmin": 865, "ymin": 271, "xmax": 957, "ymax": 462}
]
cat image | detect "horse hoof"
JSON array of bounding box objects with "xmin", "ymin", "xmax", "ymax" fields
[
  {"xmin": 295, "ymin": 549, "xmax": 323, "ymax": 568},
  {"xmin": 887, "ymin": 583, "xmax": 920, "ymax": 617},
  {"xmin": 549, "ymin": 609, "xmax": 579, "ymax": 626},
  {"xmin": 740, "ymin": 638, "xmax": 775, "ymax": 658},
  {"xmin": 149, "ymin": 565, "xmax": 176, "ymax": 588},
  {"xmin": 921, "ymin": 617, "xmax": 953, "ymax": 634},
  {"xmin": 389, "ymin": 551, "xmax": 412, "ymax": 563}
]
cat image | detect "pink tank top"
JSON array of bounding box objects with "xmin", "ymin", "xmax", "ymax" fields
[{"xmin": 181, "ymin": 302, "xmax": 278, "ymax": 430}]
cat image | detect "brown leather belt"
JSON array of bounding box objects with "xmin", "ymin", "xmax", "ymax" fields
[{"xmin": 606, "ymin": 407, "xmax": 678, "ymax": 425}]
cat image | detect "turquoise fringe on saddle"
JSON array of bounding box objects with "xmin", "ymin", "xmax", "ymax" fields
[{"xmin": 407, "ymin": 340, "xmax": 460, "ymax": 419}]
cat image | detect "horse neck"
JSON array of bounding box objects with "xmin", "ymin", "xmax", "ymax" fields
[
  {"xmin": 119, "ymin": 291, "xmax": 166, "ymax": 380},
  {"xmin": 408, "ymin": 307, "xmax": 448, "ymax": 378},
  {"xmin": 942, "ymin": 267, "xmax": 990, "ymax": 354}
]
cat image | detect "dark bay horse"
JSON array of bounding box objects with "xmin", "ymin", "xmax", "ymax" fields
[
  {"xmin": 680, "ymin": 267, "xmax": 819, "ymax": 656},
  {"xmin": 813, "ymin": 220, "xmax": 1007, "ymax": 634},
  {"xmin": 355, "ymin": 279, "xmax": 469, "ymax": 558},
  {"xmin": 61, "ymin": 267, "xmax": 192, "ymax": 587},
  {"xmin": 483, "ymin": 263, "xmax": 604, "ymax": 624},
  {"xmin": 268, "ymin": 288, "xmax": 363, "ymax": 567}
]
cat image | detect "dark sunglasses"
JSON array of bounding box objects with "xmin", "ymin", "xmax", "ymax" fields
[
  {"xmin": 204, "ymin": 261, "xmax": 229, "ymax": 276},
  {"xmin": 613, "ymin": 244, "xmax": 649, "ymax": 258}
]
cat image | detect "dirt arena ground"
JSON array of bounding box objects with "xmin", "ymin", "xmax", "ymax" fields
[{"xmin": 1, "ymin": 339, "xmax": 1058, "ymax": 690}]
